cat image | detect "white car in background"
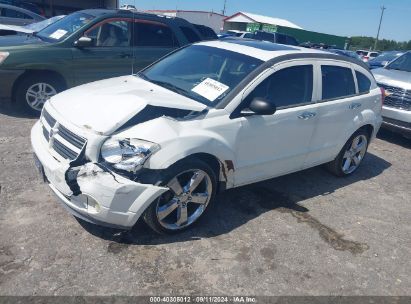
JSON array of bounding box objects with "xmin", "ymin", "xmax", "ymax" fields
[
  {"xmin": 356, "ymin": 50, "xmax": 379, "ymax": 62},
  {"xmin": 373, "ymin": 51, "xmax": 411, "ymax": 138},
  {"xmin": 120, "ymin": 4, "xmax": 136, "ymax": 10},
  {"xmin": 31, "ymin": 40, "xmax": 383, "ymax": 234}
]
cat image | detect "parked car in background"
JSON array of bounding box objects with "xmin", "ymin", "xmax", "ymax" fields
[
  {"xmin": 300, "ymin": 42, "xmax": 334, "ymax": 49},
  {"xmin": 0, "ymin": 0, "xmax": 43, "ymax": 16},
  {"xmin": 251, "ymin": 30, "xmax": 299, "ymax": 46},
  {"xmin": 120, "ymin": 4, "xmax": 137, "ymax": 10},
  {"xmin": 373, "ymin": 51, "xmax": 411, "ymax": 139},
  {"xmin": 356, "ymin": 50, "xmax": 379, "ymax": 62},
  {"xmin": 368, "ymin": 51, "xmax": 404, "ymax": 69},
  {"xmin": 225, "ymin": 30, "xmax": 247, "ymax": 37},
  {"xmin": 327, "ymin": 49, "xmax": 363, "ymax": 63},
  {"xmin": 193, "ymin": 24, "xmax": 217, "ymax": 40},
  {"xmin": 240, "ymin": 32, "xmax": 254, "ymax": 38},
  {"xmin": 31, "ymin": 39, "xmax": 383, "ymax": 234},
  {"xmin": 0, "ymin": 15, "xmax": 64, "ymax": 36},
  {"xmin": 0, "ymin": 9, "xmax": 209, "ymax": 114},
  {"xmin": 0, "ymin": 3, "xmax": 44, "ymax": 26}
]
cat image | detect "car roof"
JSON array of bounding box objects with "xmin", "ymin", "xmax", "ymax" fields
[
  {"xmin": 196, "ymin": 39, "xmax": 371, "ymax": 71},
  {"xmin": 79, "ymin": 8, "xmax": 196, "ymax": 26},
  {"xmin": 198, "ymin": 39, "xmax": 327, "ymax": 60}
]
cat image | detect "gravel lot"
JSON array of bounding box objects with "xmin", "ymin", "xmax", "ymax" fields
[{"xmin": 0, "ymin": 100, "xmax": 410, "ymax": 296}]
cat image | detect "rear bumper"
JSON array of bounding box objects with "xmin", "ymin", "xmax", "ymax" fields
[
  {"xmin": 0, "ymin": 69, "xmax": 24, "ymax": 100},
  {"xmin": 31, "ymin": 121, "xmax": 169, "ymax": 229}
]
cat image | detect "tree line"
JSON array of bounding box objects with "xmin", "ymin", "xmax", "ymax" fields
[{"xmin": 350, "ymin": 36, "xmax": 411, "ymax": 51}]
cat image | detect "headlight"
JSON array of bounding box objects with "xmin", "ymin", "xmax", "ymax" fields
[
  {"xmin": 101, "ymin": 138, "xmax": 160, "ymax": 173},
  {"xmin": 0, "ymin": 52, "xmax": 9, "ymax": 65}
]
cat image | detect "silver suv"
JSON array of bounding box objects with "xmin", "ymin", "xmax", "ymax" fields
[{"xmin": 373, "ymin": 52, "xmax": 411, "ymax": 138}]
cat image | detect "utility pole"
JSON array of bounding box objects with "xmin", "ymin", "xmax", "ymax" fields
[
  {"xmin": 374, "ymin": 5, "xmax": 386, "ymax": 51},
  {"xmin": 222, "ymin": 0, "xmax": 227, "ymax": 15}
]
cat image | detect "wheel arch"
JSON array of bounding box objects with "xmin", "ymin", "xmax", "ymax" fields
[
  {"xmin": 359, "ymin": 124, "xmax": 374, "ymax": 139},
  {"xmin": 11, "ymin": 69, "xmax": 67, "ymax": 103}
]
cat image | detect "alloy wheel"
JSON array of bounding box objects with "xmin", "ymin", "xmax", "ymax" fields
[
  {"xmin": 26, "ymin": 83, "xmax": 57, "ymax": 111},
  {"xmin": 156, "ymin": 169, "xmax": 213, "ymax": 230},
  {"xmin": 341, "ymin": 134, "xmax": 368, "ymax": 174}
]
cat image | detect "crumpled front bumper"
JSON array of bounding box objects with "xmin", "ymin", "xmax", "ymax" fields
[{"xmin": 31, "ymin": 121, "xmax": 168, "ymax": 229}]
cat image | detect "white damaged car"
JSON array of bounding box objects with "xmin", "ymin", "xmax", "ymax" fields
[{"xmin": 31, "ymin": 40, "xmax": 383, "ymax": 234}]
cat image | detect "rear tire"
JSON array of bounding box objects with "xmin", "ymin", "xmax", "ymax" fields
[
  {"xmin": 326, "ymin": 129, "xmax": 369, "ymax": 177},
  {"xmin": 15, "ymin": 74, "xmax": 65, "ymax": 115},
  {"xmin": 143, "ymin": 159, "xmax": 217, "ymax": 234}
]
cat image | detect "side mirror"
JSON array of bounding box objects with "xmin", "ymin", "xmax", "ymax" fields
[
  {"xmin": 241, "ymin": 97, "xmax": 276, "ymax": 116},
  {"xmin": 74, "ymin": 36, "xmax": 93, "ymax": 48}
]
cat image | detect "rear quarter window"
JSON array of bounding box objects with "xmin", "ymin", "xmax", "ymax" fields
[
  {"xmin": 355, "ymin": 71, "xmax": 372, "ymax": 93},
  {"xmin": 180, "ymin": 26, "xmax": 201, "ymax": 43},
  {"xmin": 321, "ymin": 65, "xmax": 355, "ymax": 100}
]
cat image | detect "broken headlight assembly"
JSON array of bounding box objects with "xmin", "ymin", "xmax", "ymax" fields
[{"xmin": 101, "ymin": 138, "xmax": 160, "ymax": 173}]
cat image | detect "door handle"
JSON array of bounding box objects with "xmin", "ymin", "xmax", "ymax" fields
[
  {"xmin": 298, "ymin": 112, "xmax": 316, "ymax": 120},
  {"xmin": 349, "ymin": 102, "xmax": 362, "ymax": 110}
]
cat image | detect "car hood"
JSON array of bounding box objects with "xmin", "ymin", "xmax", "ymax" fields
[
  {"xmin": 0, "ymin": 34, "xmax": 45, "ymax": 47},
  {"xmin": 373, "ymin": 68, "xmax": 411, "ymax": 90},
  {"xmin": 49, "ymin": 75, "xmax": 208, "ymax": 135},
  {"xmin": 0, "ymin": 24, "xmax": 33, "ymax": 34}
]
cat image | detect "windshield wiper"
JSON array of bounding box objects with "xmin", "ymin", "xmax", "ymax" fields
[{"xmin": 150, "ymin": 80, "xmax": 192, "ymax": 99}]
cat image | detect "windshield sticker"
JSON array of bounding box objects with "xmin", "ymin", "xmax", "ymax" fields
[
  {"xmin": 49, "ymin": 29, "xmax": 67, "ymax": 39},
  {"xmin": 191, "ymin": 78, "xmax": 229, "ymax": 102}
]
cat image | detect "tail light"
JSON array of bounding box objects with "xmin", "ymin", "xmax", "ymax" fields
[
  {"xmin": 380, "ymin": 87, "xmax": 386, "ymax": 108},
  {"xmin": 363, "ymin": 56, "xmax": 369, "ymax": 62}
]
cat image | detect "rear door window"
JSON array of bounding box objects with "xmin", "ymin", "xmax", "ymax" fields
[
  {"xmin": 134, "ymin": 22, "xmax": 179, "ymax": 47},
  {"xmin": 180, "ymin": 26, "xmax": 201, "ymax": 43},
  {"xmin": 321, "ymin": 65, "xmax": 355, "ymax": 100},
  {"xmin": 355, "ymin": 71, "xmax": 371, "ymax": 93}
]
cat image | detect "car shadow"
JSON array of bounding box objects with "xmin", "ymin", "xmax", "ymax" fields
[
  {"xmin": 377, "ymin": 128, "xmax": 411, "ymax": 149},
  {"xmin": 0, "ymin": 99, "xmax": 38, "ymax": 119},
  {"xmin": 78, "ymin": 152, "xmax": 391, "ymax": 245}
]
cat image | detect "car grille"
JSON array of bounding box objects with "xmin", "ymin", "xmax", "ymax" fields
[
  {"xmin": 41, "ymin": 109, "xmax": 87, "ymax": 161},
  {"xmin": 378, "ymin": 83, "xmax": 411, "ymax": 111}
]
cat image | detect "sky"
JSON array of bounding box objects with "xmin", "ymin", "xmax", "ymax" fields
[{"xmin": 119, "ymin": 0, "xmax": 411, "ymax": 41}]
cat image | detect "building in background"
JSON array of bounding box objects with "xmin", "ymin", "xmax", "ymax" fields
[
  {"xmin": 146, "ymin": 10, "xmax": 226, "ymax": 34},
  {"xmin": 224, "ymin": 11, "xmax": 350, "ymax": 49},
  {"xmin": 29, "ymin": 0, "xmax": 118, "ymax": 17}
]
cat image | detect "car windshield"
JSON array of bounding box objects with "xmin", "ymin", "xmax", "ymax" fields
[
  {"xmin": 24, "ymin": 15, "xmax": 65, "ymax": 32},
  {"xmin": 36, "ymin": 12, "xmax": 94, "ymax": 42},
  {"xmin": 386, "ymin": 52, "xmax": 411, "ymax": 72},
  {"xmin": 139, "ymin": 45, "xmax": 264, "ymax": 107}
]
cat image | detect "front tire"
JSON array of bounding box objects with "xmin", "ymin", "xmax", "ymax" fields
[
  {"xmin": 143, "ymin": 159, "xmax": 217, "ymax": 234},
  {"xmin": 15, "ymin": 74, "xmax": 65, "ymax": 115},
  {"xmin": 326, "ymin": 129, "xmax": 370, "ymax": 177}
]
